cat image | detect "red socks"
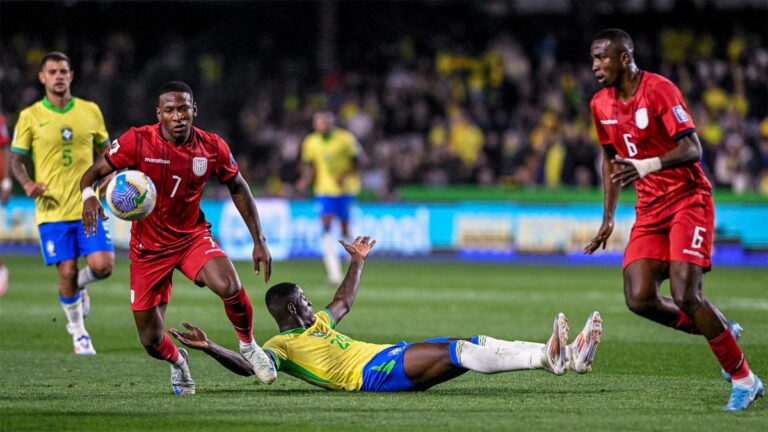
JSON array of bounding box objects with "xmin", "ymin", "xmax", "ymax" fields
[
  {"xmin": 153, "ymin": 333, "xmax": 180, "ymax": 364},
  {"xmin": 708, "ymin": 329, "xmax": 750, "ymax": 380},
  {"xmin": 222, "ymin": 288, "xmax": 254, "ymax": 343},
  {"xmin": 673, "ymin": 310, "xmax": 700, "ymax": 334}
]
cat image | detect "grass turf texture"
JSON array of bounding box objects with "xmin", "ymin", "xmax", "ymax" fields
[{"xmin": 0, "ymin": 255, "xmax": 765, "ymax": 431}]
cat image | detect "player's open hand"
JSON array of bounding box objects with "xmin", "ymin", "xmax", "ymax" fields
[
  {"xmin": 169, "ymin": 322, "xmax": 210, "ymax": 351},
  {"xmin": 584, "ymin": 219, "xmax": 614, "ymax": 255},
  {"xmin": 339, "ymin": 236, "xmax": 376, "ymax": 261},
  {"xmin": 252, "ymin": 237, "xmax": 272, "ymax": 283},
  {"xmin": 81, "ymin": 196, "xmax": 108, "ymax": 238},
  {"xmin": 610, "ymin": 156, "xmax": 641, "ymax": 187}
]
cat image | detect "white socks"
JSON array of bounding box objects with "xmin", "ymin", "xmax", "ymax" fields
[
  {"xmin": 322, "ymin": 232, "xmax": 343, "ymax": 284},
  {"xmin": 77, "ymin": 266, "xmax": 97, "ymax": 289},
  {"xmin": 733, "ymin": 371, "xmax": 756, "ymax": 388},
  {"xmin": 61, "ymin": 295, "xmax": 85, "ymax": 334},
  {"xmin": 457, "ymin": 338, "xmax": 546, "ymax": 373}
]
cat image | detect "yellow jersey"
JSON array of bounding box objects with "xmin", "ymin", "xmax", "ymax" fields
[
  {"xmin": 301, "ymin": 128, "xmax": 361, "ymax": 196},
  {"xmin": 263, "ymin": 309, "xmax": 390, "ymax": 391},
  {"xmin": 11, "ymin": 97, "xmax": 109, "ymax": 224}
]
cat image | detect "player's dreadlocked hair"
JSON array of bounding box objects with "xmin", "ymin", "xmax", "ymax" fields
[
  {"xmin": 157, "ymin": 81, "xmax": 194, "ymax": 100},
  {"xmin": 594, "ymin": 28, "xmax": 634, "ymax": 53},
  {"xmin": 265, "ymin": 282, "xmax": 301, "ymax": 313}
]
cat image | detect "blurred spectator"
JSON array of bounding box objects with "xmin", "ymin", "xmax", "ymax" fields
[{"xmin": 0, "ymin": 6, "xmax": 766, "ymax": 198}]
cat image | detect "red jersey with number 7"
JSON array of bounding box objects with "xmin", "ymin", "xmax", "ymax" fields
[
  {"xmin": 590, "ymin": 70, "xmax": 711, "ymax": 209},
  {"xmin": 104, "ymin": 124, "xmax": 239, "ymax": 255}
]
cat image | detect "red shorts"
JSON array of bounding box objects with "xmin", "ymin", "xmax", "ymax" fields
[
  {"xmin": 623, "ymin": 192, "xmax": 714, "ymax": 271},
  {"xmin": 129, "ymin": 232, "xmax": 228, "ymax": 311}
]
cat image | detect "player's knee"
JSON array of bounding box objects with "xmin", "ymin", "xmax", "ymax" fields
[
  {"xmin": 91, "ymin": 261, "xmax": 113, "ymax": 279},
  {"xmin": 211, "ymin": 276, "xmax": 240, "ymax": 298},
  {"xmin": 671, "ymin": 289, "xmax": 702, "ymax": 314},
  {"xmin": 624, "ymin": 291, "xmax": 657, "ymax": 316}
]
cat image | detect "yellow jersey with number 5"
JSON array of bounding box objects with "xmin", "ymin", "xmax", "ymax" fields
[
  {"xmin": 11, "ymin": 97, "xmax": 109, "ymax": 224},
  {"xmin": 262, "ymin": 309, "xmax": 391, "ymax": 391},
  {"xmin": 301, "ymin": 128, "xmax": 361, "ymax": 196}
]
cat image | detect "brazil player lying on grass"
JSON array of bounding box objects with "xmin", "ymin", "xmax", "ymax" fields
[{"xmin": 171, "ymin": 236, "xmax": 603, "ymax": 391}]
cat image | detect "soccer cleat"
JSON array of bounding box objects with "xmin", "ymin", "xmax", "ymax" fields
[
  {"xmin": 567, "ymin": 311, "xmax": 603, "ymax": 374},
  {"xmin": 81, "ymin": 287, "xmax": 91, "ymax": 319},
  {"xmin": 722, "ymin": 375, "xmax": 764, "ymax": 412},
  {"xmin": 721, "ymin": 320, "xmax": 743, "ymax": 382},
  {"xmin": 543, "ymin": 312, "xmax": 569, "ymax": 375},
  {"xmin": 67, "ymin": 324, "xmax": 96, "ymax": 355},
  {"xmin": 171, "ymin": 348, "xmax": 195, "ymax": 395},
  {"xmin": 241, "ymin": 341, "xmax": 277, "ymax": 384}
]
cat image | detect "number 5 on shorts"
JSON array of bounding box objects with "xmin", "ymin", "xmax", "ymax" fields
[{"xmin": 691, "ymin": 226, "xmax": 706, "ymax": 249}]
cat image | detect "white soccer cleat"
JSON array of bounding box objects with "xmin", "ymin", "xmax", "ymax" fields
[
  {"xmin": 67, "ymin": 324, "xmax": 96, "ymax": 355},
  {"xmin": 241, "ymin": 341, "xmax": 277, "ymax": 384},
  {"xmin": 567, "ymin": 311, "xmax": 603, "ymax": 374},
  {"xmin": 543, "ymin": 312, "xmax": 569, "ymax": 375},
  {"xmin": 171, "ymin": 348, "xmax": 196, "ymax": 395},
  {"xmin": 80, "ymin": 288, "xmax": 91, "ymax": 319}
]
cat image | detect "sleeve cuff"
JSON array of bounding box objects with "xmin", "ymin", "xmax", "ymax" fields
[
  {"xmin": 104, "ymin": 154, "xmax": 119, "ymax": 170},
  {"xmin": 10, "ymin": 146, "xmax": 29, "ymax": 155},
  {"xmin": 322, "ymin": 308, "xmax": 336, "ymax": 329},
  {"xmin": 672, "ymin": 128, "xmax": 695, "ymax": 141},
  {"xmin": 96, "ymin": 138, "xmax": 110, "ymax": 148}
]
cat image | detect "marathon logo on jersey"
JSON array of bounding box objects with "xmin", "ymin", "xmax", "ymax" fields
[
  {"xmin": 109, "ymin": 139, "xmax": 120, "ymax": 155},
  {"xmin": 61, "ymin": 127, "xmax": 73, "ymax": 142},
  {"xmin": 673, "ymin": 105, "xmax": 689, "ymax": 123},
  {"xmin": 310, "ymin": 332, "xmax": 327, "ymax": 337},
  {"xmin": 192, "ymin": 157, "xmax": 208, "ymax": 177},
  {"xmin": 229, "ymin": 152, "xmax": 236, "ymax": 167},
  {"xmin": 144, "ymin": 157, "xmax": 170, "ymax": 165},
  {"xmin": 635, "ymin": 108, "xmax": 649, "ymax": 129}
]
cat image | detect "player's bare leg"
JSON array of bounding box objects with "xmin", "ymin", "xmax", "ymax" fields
[
  {"xmin": 403, "ymin": 316, "xmax": 571, "ymax": 390},
  {"xmin": 133, "ymin": 304, "xmax": 194, "ymax": 394},
  {"xmin": 56, "ymin": 259, "xmax": 95, "ymax": 355},
  {"xmin": 669, "ymin": 261, "xmax": 763, "ymax": 411},
  {"xmin": 321, "ymin": 214, "xmax": 343, "ymax": 285},
  {"xmin": 623, "ymin": 259, "xmax": 699, "ymax": 333},
  {"xmin": 195, "ymin": 257, "xmax": 276, "ymax": 383},
  {"xmin": 402, "ymin": 342, "xmax": 470, "ymax": 390},
  {"xmin": 78, "ymin": 251, "xmax": 115, "ymax": 318}
]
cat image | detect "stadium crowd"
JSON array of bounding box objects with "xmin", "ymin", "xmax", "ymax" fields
[{"xmin": 1, "ymin": 25, "xmax": 766, "ymax": 198}]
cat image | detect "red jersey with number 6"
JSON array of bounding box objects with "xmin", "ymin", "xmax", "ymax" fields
[
  {"xmin": 590, "ymin": 71, "xmax": 711, "ymax": 209},
  {"xmin": 104, "ymin": 124, "xmax": 238, "ymax": 255}
]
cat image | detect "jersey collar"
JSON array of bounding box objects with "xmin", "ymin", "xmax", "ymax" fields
[{"xmin": 42, "ymin": 96, "xmax": 75, "ymax": 114}]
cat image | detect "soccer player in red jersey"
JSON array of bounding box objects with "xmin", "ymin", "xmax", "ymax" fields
[
  {"xmin": 79, "ymin": 81, "xmax": 277, "ymax": 394},
  {"xmin": 584, "ymin": 29, "xmax": 762, "ymax": 411}
]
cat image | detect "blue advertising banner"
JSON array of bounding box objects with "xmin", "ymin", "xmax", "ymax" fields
[{"xmin": 2, "ymin": 197, "xmax": 766, "ymax": 266}]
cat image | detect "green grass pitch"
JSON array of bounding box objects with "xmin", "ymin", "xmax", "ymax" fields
[{"xmin": 0, "ymin": 254, "xmax": 765, "ymax": 431}]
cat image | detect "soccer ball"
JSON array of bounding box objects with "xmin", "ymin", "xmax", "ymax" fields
[{"xmin": 105, "ymin": 170, "xmax": 157, "ymax": 221}]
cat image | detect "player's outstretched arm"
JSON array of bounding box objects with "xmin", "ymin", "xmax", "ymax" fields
[
  {"xmin": 225, "ymin": 172, "xmax": 271, "ymax": 282},
  {"xmin": 80, "ymin": 155, "xmax": 115, "ymax": 237},
  {"xmin": 325, "ymin": 236, "xmax": 376, "ymax": 325},
  {"xmin": 170, "ymin": 322, "xmax": 259, "ymax": 377},
  {"xmin": 585, "ymin": 145, "xmax": 620, "ymax": 255}
]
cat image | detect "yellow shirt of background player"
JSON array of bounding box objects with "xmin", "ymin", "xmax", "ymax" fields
[
  {"xmin": 301, "ymin": 128, "xmax": 361, "ymax": 196},
  {"xmin": 262, "ymin": 310, "xmax": 390, "ymax": 391},
  {"xmin": 11, "ymin": 97, "xmax": 109, "ymax": 224}
]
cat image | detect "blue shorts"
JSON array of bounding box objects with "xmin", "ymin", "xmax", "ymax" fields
[
  {"xmin": 361, "ymin": 341, "xmax": 415, "ymax": 392},
  {"xmin": 38, "ymin": 219, "xmax": 114, "ymax": 265},
  {"xmin": 316, "ymin": 195, "xmax": 354, "ymax": 221}
]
